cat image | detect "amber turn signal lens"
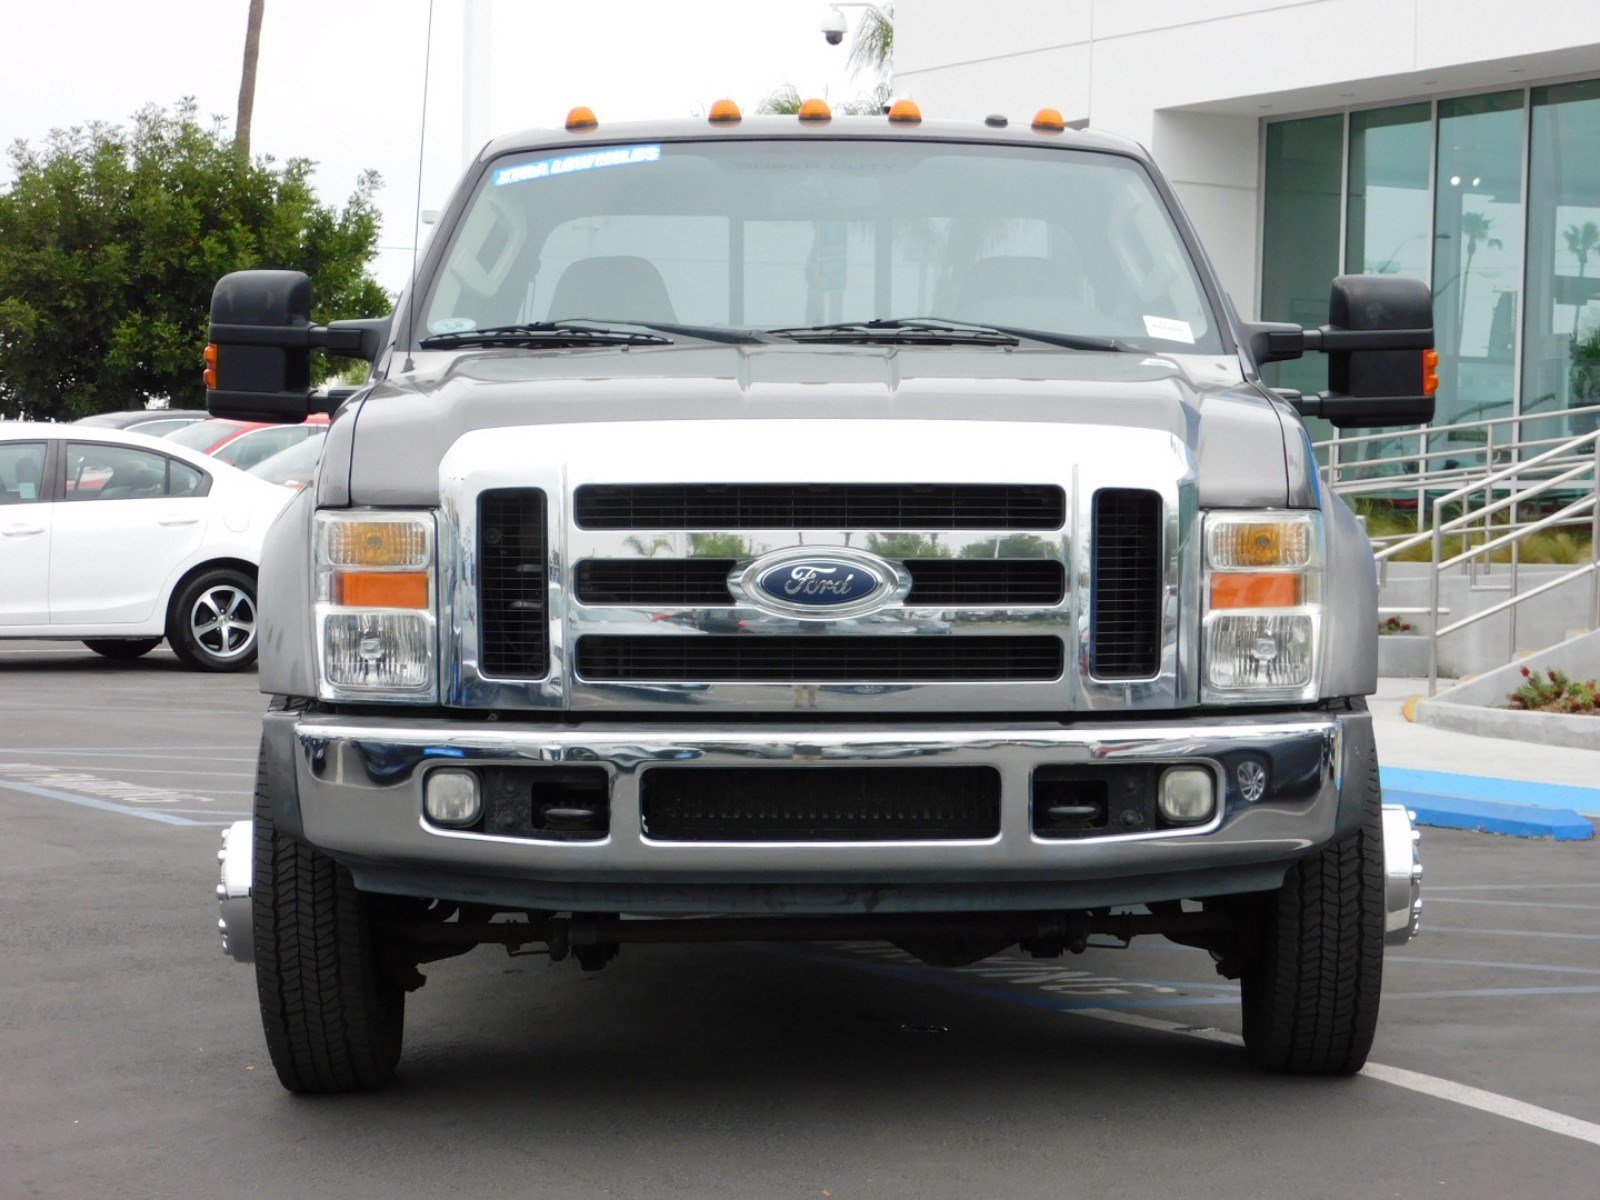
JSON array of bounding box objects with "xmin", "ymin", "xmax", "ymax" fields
[
  {"xmin": 708, "ymin": 98, "xmax": 741, "ymax": 124},
  {"xmin": 203, "ymin": 343, "xmax": 218, "ymax": 390},
  {"xmin": 1422, "ymin": 348, "xmax": 1439, "ymax": 397},
  {"xmin": 322, "ymin": 520, "xmax": 431, "ymax": 568},
  {"xmin": 334, "ymin": 571, "xmax": 430, "ymax": 609},
  {"xmin": 887, "ymin": 98, "xmax": 922, "ymax": 124},
  {"xmin": 1032, "ymin": 107, "xmax": 1066, "ymax": 132},
  {"xmin": 798, "ymin": 98, "xmax": 832, "ymax": 122},
  {"xmin": 565, "ymin": 105, "xmax": 598, "ymax": 131},
  {"xmin": 1208, "ymin": 520, "xmax": 1313, "ymax": 569},
  {"xmin": 1210, "ymin": 573, "xmax": 1304, "ymax": 610}
]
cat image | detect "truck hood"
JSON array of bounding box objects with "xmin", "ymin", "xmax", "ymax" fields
[{"xmin": 325, "ymin": 344, "xmax": 1313, "ymax": 509}]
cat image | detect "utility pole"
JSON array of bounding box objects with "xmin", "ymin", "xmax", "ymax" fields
[{"xmin": 236, "ymin": 0, "xmax": 265, "ymax": 158}]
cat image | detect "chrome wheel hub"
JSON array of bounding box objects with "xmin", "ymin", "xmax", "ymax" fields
[{"xmin": 192, "ymin": 585, "xmax": 256, "ymax": 660}]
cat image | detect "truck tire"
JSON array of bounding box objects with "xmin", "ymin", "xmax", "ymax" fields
[
  {"xmin": 251, "ymin": 745, "xmax": 405, "ymax": 1093},
  {"xmin": 1240, "ymin": 759, "xmax": 1385, "ymax": 1074},
  {"xmin": 167, "ymin": 568, "xmax": 259, "ymax": 672},
  {"xmin": 82, "ymin": 638, "xmax": 162, "ymax": 660}
]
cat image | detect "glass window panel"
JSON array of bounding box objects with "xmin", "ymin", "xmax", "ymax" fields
[
  {"xmin": 169, "ymin": 460, "xmax": 205, "ymax": 497},
  {"xmin": 1261, "ymin": 114, "xmax": 1343, "ymax": 395},
  {"xmin": 1522, "ymin": 78, "xmax": 1600, "ymax": 436},
  {"xmin": 1347, "ymin": 103, "xmax": 1432, "ymax": 279},
  {"xmin": 0, "ymin": 442, "xmax": 47, "ymax": 505},
  {"xmin": 65, "ymin": 443, "xmax": 169, "ymax": 500},
  {"xmin": 1432, "ymin": 91, "xmax": 1524, "ymax": 445}
]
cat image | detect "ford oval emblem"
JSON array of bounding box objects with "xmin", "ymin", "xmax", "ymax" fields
[{"xmin": 734, "ymin": 548, "xmax": 904, "ymax": 618}]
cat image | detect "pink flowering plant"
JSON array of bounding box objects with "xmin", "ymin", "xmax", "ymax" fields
[{"xmin": 1507, "ymin": 666, "xmax": 1600, "ymax": 714}]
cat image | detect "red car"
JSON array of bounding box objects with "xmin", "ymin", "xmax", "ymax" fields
[{"xmin": 164, "ymin": 414, "xmax": 329, "ymax": 471}]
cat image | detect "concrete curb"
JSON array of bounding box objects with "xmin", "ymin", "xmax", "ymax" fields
[{"xmin": 1381, "ymin": 767, "xmax": 1598, "ymax": 841}]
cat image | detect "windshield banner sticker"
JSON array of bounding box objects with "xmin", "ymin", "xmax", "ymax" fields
[
  {"xmin": 492, "ymin": 143, "xmax": 663, "ymax": 187},
  {"xmin": 1142, "ymin": 315, "xmax": 1195, "ymax": 344}
]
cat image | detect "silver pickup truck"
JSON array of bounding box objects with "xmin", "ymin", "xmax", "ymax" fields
[{"xmin": 207, "ymin": 104, "xmax": 1428, "ymax": 1094}]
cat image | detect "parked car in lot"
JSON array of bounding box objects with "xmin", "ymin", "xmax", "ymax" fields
[
  {"xmin": 245, "ymin": 430, "xmax": 327, "ymax": 491},
  {"xmin": 75, "ymin": 408, "xmax": 210, "ymax": 437},
  {"xmin": 164, "ymin": 414, "xmax": 328, "ymax": 471},
  {"xmin": 0, "ymin": 424, "xmax": 291, "ymax": 669}
]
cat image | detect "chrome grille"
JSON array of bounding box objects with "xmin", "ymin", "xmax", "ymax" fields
[{"xmin": 573, "ymin": 557, "xmax": 1066, "ymax": 608}]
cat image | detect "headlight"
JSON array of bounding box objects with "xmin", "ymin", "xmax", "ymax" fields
[
  {"xmin": 314, "ymin": 510, "xmax": 437, "ymax": 702},
  {"xmin": 1202, "ymin": 511, "xmax": 1321, "ymax": 703}
]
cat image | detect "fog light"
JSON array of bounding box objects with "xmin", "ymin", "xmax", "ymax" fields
[
  {"xmin": 1159, "ymin": 768, "xmax": 1216, "ymax": 824},
  {"xmin": 425, "ymin": 769, "xmax": 482, "ymax": 827}
]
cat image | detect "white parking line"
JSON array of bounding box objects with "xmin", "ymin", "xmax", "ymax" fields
[
  {"xmin": 0, "ymin": 780, "xmax": 203, "ymax": 826},
  {"xmin": 1429, "ymin": 898, "xmax": 1600, "ymax": 911},
  {"xmin": 1073, "ymin": 1009, "xmax": 1600, "ymax": 1148},
  {"xmin": 1388, "ymin": 954, "xmax": 1600, "ymax": 977},
  {"xmin": 0, "ymin": 749, "xmax": 256, "ymax": 762},
  {"xmin": 1430, "ymin": 883, "xmax": 1600, "ymax": 892},
  {"xmin": 1425, "ymin": 927, "xmax": 1600, "ymax": 942}
]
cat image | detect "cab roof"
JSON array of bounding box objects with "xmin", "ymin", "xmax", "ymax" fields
[{"xmin": 477, "ymin": 114, "xmax": 1150, "ymax": 168}]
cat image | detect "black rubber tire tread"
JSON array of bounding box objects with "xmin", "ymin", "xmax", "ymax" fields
[
  {"xmin": 251, "ymin": 744, "xmax": 404, "ymax": 1094},
  {"xmin": 1240, "ymin": 757, "xmax": 1385, "ymax": 1074},
  {"xmin": 166, "ymin": 568, "xmax": 258, "ymax": 672},
  {"xmin": 82, "ymin": 638, "xmax": 162, "ymax": 660}
]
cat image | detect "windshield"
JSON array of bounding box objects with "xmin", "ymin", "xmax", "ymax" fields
[
  {"xmin": 420, "ymin": 139, "xmax": 1222, "ymax": 354},
  {"xmin": 165, "ymin": 418, "xmax": 246, "ymax": 450},
  {"xmin": 247, "ymin": 432, "xmax": 326, "ymax": 487}
]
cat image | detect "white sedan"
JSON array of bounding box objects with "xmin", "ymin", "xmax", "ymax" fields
[{"xmin": 0, "ymin": 423, "xmax": 292, "ymax": 670}]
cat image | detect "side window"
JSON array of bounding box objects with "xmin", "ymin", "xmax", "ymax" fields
[
  {"xmin": 0, "ymin": 442, "xmax": 46, "ymax": 505},
  {"xmin": 216, "ymin": 427, "xmax": 306, "ymax": 471},
  {"xmin": 65, "ymin": 443, "xmax": 172, "ymax": 501},
  {"xmin": 168, "ymin": 460, "xmax": 206, "ymax": 497}
]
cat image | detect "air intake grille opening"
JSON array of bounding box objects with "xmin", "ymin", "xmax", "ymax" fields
[
  {"xmin": 478, "ymin": 489, "xmax": 549, "ymax": 678},
  {"xmin": 1090, "ymin": 489, "xmax": 1162, "ymax": 679},
  {"xmin": 642, "ymin": 766, "xmax": 1000, "ymax": 841},
  {"xmin": 574, "ymin": 484, "xmax": 1065, "ymax": 530},
  {"xmin": 575, "ymin": 635, "xmax": 1063, "ymax": 683}
]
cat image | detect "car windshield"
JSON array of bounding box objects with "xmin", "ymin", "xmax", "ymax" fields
[
  {"xmin": 165, "ymin": 418, "xmax": 246, "ymax": 450},
  {"xmin": 247, "ymin": 432, "xmax": 326, "ymax": 487},
  {"xmin": 419, "ymin": 139, "xmax": 1222, "ymax": 354}
]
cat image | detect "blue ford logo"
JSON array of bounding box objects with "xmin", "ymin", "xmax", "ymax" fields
[{"xmin": 736, "ymin": 549, "xmax": 901, "ymax": 617}]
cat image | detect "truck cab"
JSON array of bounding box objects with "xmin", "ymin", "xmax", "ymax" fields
[{"xmin": 209, "ymin": 104, "xmax": 1429, "ymax": 1094}]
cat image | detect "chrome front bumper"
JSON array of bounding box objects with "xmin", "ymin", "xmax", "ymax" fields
[{"xmin": 263, "ymin": 709, "xmax": 1375, "ymax": 915}]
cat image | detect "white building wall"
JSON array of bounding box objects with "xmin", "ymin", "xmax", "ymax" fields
[{"xmin": 894, "ymin": 0, "xmax": 1600, "ymax": 316}]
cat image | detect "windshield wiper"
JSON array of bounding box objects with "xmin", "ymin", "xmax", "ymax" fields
[
  {"xmin": 419, "ymin": 318, "xmax": 771, "ymax": 350},
  {"xmin": 419, "ymin": 321, "xmax": 671, "ymax": 349},
  {"xmin": 767, "ymin": 317, "xmax": 1132, "ymax": 353}
]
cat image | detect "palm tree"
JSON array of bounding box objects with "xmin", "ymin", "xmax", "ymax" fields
[
  {"xmin": 1562, "ymin": 220, "xmax": 1600, "ymax": 338},
  {"xmin": 847, "ymin": 3, "xmax": 894, "ymax": 79},
  {"xmin": 235, "ymin": 0, "xmax": 265, "ymax": 158},
  {"xmin": 1458, "ymin": 210, "xmax": 1503, "ymax": 334}
]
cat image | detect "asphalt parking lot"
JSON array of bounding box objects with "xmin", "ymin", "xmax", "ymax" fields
[{"xmin": 2, "ymin": 639, "xmax": 1598, "ymax": 1198}]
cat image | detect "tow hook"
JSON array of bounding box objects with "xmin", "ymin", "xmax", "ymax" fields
[{"xmin": 217, "ymin": 820, "xmax": 254, "ymax": 963}]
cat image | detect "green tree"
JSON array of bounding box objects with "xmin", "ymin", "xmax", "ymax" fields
[
  {"xmin": 1562, "ymin": 220, "xmax": 1600, "ymax": 338},
  {"xmin": 0, "ymin": 100, "xmax": 387, "ymax": 420}
]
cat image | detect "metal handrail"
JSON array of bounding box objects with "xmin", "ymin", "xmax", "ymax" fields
[{"xmin": 1422, "ymin": 431, "xmax": 1600, "ymax": 693}]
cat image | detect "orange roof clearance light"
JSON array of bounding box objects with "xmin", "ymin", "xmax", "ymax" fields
[
  {"xmin": 797, "ymin": 97, "xmax": 833, "ymax": 123},
  {"xmin": 203, "ymin": 342, "xmax": 218, "ymax": 391},
  {"xmin": 565, "ymin": 105, "xmax": 598, "ymax": 132},
  {"xmin": 887, "ymin": 98, "xmax": 922, "ymax": 125},
  {"xmin": 1422, "ymin": 348, "xmax": 1439, "ymax": 396},
  {"xmin": 1031, "ymin": 107, "xmax": 1067, "ymax": 133},
  {"xmin": 708, "ymin": 98, "xmax": 742, "ymax": 124}
]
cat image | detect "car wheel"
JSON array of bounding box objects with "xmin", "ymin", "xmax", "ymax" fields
[
  {"xmin": 82, "ymin": 638, "xmax": 162, "ymax": 660},
  {"xmin": 167, "ymin": 569, "xmax": 258, "ymax": 672},
  {"xmin": 251, "ymin": 743, "xmax": 406, "ymax": 1094},
  {"xmin": 1239, "ymin": 759, "xmax": 1385, "ymax": 1074}
]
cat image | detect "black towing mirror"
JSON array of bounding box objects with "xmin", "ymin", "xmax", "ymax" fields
[
  {"xmin": 206, "ymin": 270, "xmax": 390, "ymax": 423},
  {"xmin": 1243, "ymin": 275, "xmax": 1436, "ymax": 429}
]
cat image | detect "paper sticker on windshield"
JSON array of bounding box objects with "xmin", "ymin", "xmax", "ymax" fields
[
  {"xmin": 429, "ymin": 316, "xmax": 477, "ymax": 334},
  {"xmin": 1142, "ymin": 315, "xmax": 1195, "ymax": 344},
  {"xmin": 493, "ymin": 143, "xmax": 662, "ymax": 188}
]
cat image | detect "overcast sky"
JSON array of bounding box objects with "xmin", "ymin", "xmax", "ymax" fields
[{"xmin": 0, "ymin": 0, "xmax": 876, "ymax": 293}]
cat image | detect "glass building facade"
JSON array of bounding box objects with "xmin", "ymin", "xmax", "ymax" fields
[{"xmin": 1261, "ymin": 78, "xmax": 1600, "ymax": 452}]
